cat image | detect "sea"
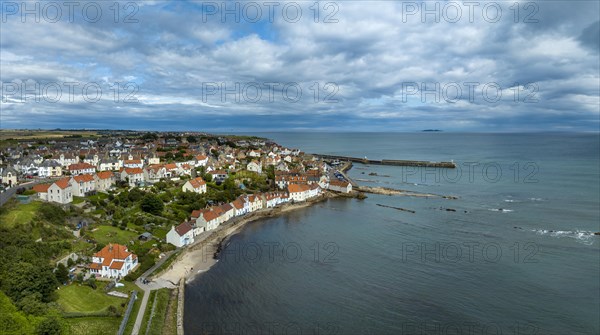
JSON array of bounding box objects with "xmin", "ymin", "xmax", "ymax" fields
[{"xmin": 185, "ymin": 133, "xmax": 600, "ymax": 335}]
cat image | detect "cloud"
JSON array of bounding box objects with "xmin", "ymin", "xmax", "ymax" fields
[{"xmin": 0, "ymin": 0, "xmax": 598, "ymax": 131}]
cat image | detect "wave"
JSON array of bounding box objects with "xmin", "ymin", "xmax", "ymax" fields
[
  {"xmin": 529, "ymin": 197, "xmax": 545, "ymax": 202},
  {"xmin": 532, "ymin": 229, "xmax": 597, "ymax": 245}
]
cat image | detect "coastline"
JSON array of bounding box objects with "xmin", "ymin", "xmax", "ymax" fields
[{"xmin": 152, "ymin": 192, "xmax": 340, "ymax": 285}]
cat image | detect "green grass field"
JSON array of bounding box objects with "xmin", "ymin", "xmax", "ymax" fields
[
  {"xmin": 63, "ymin": 316, "xmax": 120, "ymax": 335},
  {"xmin": 57, "ymin": 283, "xmax": 126, "ymax": 314},
  {"xmin": 72, "ymin": 197, "xmax": 85, "ymax": 204},
  {"xmin": 140, "ymin": 289, "xmax": 172, "ymax": 335},
  {"xmin": 90, "ymin": 225, "xmax": 139, "ymax": 246},
  {"xmin": 0, "ymin": 201, "xmax": 41, "ymax": 227}
]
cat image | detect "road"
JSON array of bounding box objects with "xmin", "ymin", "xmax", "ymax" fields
[
  {"xmin": 0, "ymin": 178, "xmax": 61, "ymax": 207},
  {"xmin": 130, "ymin": 251, "xmax": 177, "ymax": 335},
  {"xmin": 0, "ymin": 186, "xmax": 17, "ymax": 207}
]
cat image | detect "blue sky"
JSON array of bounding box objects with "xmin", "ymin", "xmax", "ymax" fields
[{"xmin": 1, "ymin": 0, "xmax": 599, "ymax": 131}]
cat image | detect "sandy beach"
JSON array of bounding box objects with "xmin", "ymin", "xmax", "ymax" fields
[{"xmin": 152, "ymin": 193, "xmax": 337, "ymax": 285}]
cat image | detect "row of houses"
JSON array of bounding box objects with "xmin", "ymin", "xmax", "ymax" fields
[
  {"xmin": 11, "ymin": 153, "xmax": 211, "ymax": 178},
  {"xmin": 32, "ymin": 171, "xmax": 116, "ymax": 204},
  {"xmin": 166, "ymin": 185, "xmax": 320, "ymax": 247}
]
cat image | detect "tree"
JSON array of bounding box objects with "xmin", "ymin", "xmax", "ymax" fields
[
  {"xmin": 186, "ymin": 135, "xmax": 197, "ymax": 143},
  {"xmin": 17, "ymin": 293, "xmax": 47, "ymax": 316},
  {"xmin": 5, "ymin": 262, "xmax": 58, "ymax": 304},
  {"xmin": 128, "ymin": 188, "xmax": 145, "ymax": 202},
  {"xmin": 76, "ymin": 273, "xmax": 84, "ymax": 284},
  {"xmin": 54, "ymin": 263, "xmax": 69, "ymax": 284},
  {"xmin": 140, "ymin": 194, "xmax": 164, "ymax": 215},
  {"xmin": 36, "ymin": 316, "xmax": 63, "ymax": 335},
  {"xmin": 87, "ymin": 277, "xmax": 96, "ymax": 290}
]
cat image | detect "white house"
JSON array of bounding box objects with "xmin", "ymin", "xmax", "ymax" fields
[
  {"xmin": 123, "ymin": 159, "xmax": 144, "ymax": 169},
  {"xmin": 248, "ymin": 150, "xmax": 261, "ymax": 158},
  {"xmin": 38, "ymin": 160, "xmax": 62, "ymax": 178},
  {"xmin": 247, "ymin": 194, "xmax": 263, "ymax": 212},
  {"xmin": 99, "ymin": 157, "xmax": 121, "ymax": 171},
  {"xmin": 328, "ymin": 180, "xmax": 352, "ymax": 193},
  {"xmin": 247, "ymin": 160, "xmax": 263, "ymax": 174},
  {"xmin": 68, "ymin": 162, "xmax": 96, "ymax": 175},
  {"xmin": 195, "ymin": 209, "xmax": 222, "ymax": 231},
  {"xmin": 231, "ymin": 197, "xmax": 249, "ymax": 216},
  {"xmin": 94, "ymin": 171, "xmax": 115, "ymax": 191},
  {"xmin": 264, "ymin": 192, "xmax": 282, "ymax": 208},
  {"xmin": 46, "ymin": 178, "xmax": 73, "ymax": 204},
  {"xmin": 288, "ymin": 183, "xmax": 311, "ymax": 202},
  {"xmin": 208, "ymin": 170, "xmax": 228, "ymax": 182},
  {"xmin": 218, "ymin": 203, "xmax": 235, "ymax": 222},
  {"xmin": 166, "ymin": 222, "xmax": 195, "ymax": 247},
  {"xmin": 121, "ymin": 167, "xmax": 144, "ymax": 187},
  {"xmin": 32, "ymin": 183, "xmax": 51, "ymax": 201},
  {"xmin": 182, "ymin": 177, "xmax": 207, "ymax": 194},
  {"xmin": 1, "ymin": 167, "xmax": 18, "ymax": 187},
  {"xmin": 70, "ymin": 174, "xmax": 95, "ymax": 197},
  {"xmin": 144, "ymin": 165, "xmax": 167, "ymax": 183},
  {"xmin": 88, "ymin": 244, "xmax": 138, "ymax": 278},
  {"xmin": 195, "ymin": 155, "xmax": 209, "ymax": 167},
  {"xmin": 58, "ymin": 154, "xmax": 79, "ymax": 167}
]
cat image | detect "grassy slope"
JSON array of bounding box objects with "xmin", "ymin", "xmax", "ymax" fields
[
  {"xmin": 0, "ymin": 201, "xmax": 41, "ymax": 228},
  {"xmin": 90, "ymin": 225, "xmax": 139, "ymax": 246},
  {"xmin": 57, "ymin": 283, "xmax": 126, "ymax": 314}
]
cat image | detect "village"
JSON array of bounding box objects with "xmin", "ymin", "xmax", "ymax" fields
[{"xmin": 0, "ymin": 130, "xmax": 353, "ymax": 334}]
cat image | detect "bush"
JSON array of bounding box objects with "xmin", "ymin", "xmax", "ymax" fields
[
  {"xmin": 35, "ymin": 316, "xmax": 63, "ymax": 335},
  {"xmin": 38, "ymin": 203, "xmax": 66, "ymax": 225},
  {"xmin": 140, "ymin": 194, "xmax": 164, "ymax": 215}
]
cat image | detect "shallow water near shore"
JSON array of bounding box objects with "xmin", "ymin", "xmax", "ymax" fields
[{"xmin": 185, "ymin": 133, "xmax": 599, "ymax": 334}]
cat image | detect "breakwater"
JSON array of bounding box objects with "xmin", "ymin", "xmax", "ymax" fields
[{"xmin": 312, "ymin": 154, "xmax": 456, "ymax": 168}]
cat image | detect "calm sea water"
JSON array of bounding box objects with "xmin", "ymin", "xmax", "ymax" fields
[{"xmin": 185, "ymin": 133, "xmax": 600, "ymax": 335}]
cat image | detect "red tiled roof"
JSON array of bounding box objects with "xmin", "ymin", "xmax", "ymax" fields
[
  {"xmin": 96, "ymin": 171, "xmax": 114, "ymax": 180},
  {"xmin": 202, "ymin": 209, "xmax": 220, "ymax": 222},
  {"xmin": 93, "ymin": 244, "xmax": 132, "ymax": 262},
  {"xmin": 288, "ymin": 183, "xmax": 309, "ymax": 193},
  {"xmin": 124, "ymin": 167, "xmax": 143, "ymax": 175},
  {"xmin": 54, "ymin": 177, "xmax": 71, "ymax": 189},
  {"xmin": 329, "ymin": 180, "xmax": 350, "ymax": 187},
  {"xmin": 73, "ymin": 174, "xmax": 94, "ymax": 183},
  {"xmin": 33, "ymin": 184, "xmax": 51, "ymax": 193},
  {"xmin": 231, "ymin": 199, "xmax": 244, "ymax": 209},
  {"xmin": 174, "ymin": 222, "xmax": 193, "ymax": 236},
  {"xmin": 188, "ymin": 177, "xmax": 206, "ymax": 189},
  {"xmin": 109, "ymin": 261, "xmax": 125, "ymax": 270}
]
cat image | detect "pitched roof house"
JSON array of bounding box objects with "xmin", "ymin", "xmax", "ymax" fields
[
  {"xmin": 89, "ymin": 244, "xmax": 138, "ymax": 278},
  {"xmin": 182, "ymin": 177, "xmax": 207, "ymax": 194}
]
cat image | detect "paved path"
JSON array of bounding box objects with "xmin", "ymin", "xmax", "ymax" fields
[{"xmin": 130, "ymin": 251, "xmax": 176, "ymax": 335}]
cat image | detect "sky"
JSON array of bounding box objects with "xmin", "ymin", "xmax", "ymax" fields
[{"xmin": 0, "ymin": 0, "xmax": 599, "ymax": 132}]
